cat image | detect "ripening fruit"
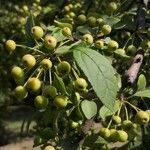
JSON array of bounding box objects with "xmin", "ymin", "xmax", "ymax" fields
[
  {"xmin": 74, "ymin": 78, "xmax": 88, "ymax": 91},
  {"xmin": 44, "ymin": 35, "xmax": 57, "ymax": 50},
  {"xmin": 27, "ymin": 77, "xmax": 41, "ymax": 92},
  {"xmin": 69, "ymin": 120, "xmax": 79, "ymax": 129},
  {"xmin": 44, "ymin": 145, "xmax": 55, "ymax": 150},
  {"xmin": 62, "ymin": 27, "xmax": 72, "ymax": 37},
  {"xmin": 64, "ymin": 6, "xmax": 70, "ymax": 12},
  {"xmin": 31, "ymin": 26, "xmax": 44, "ymax": 40},
  {"xmin": 5, "ymin": 40, "xmax": 16, "ymax": 52},
  {"xmin": 43, "ymin": 85, "xmax": 57, "ymax": 98},
  {"xmin": 96, "ymin": 18, "xmax": 104, "ymax": 26},
  {"xmin": 14, "ymin": 86, "xmax": 28, "ymax": 100},
  {"xmin": 54, "ymin": 95, "xmax": 68, "ymax": 108},
  {"xmin": 87, "ymin": 16, "xmax": 97, "ymax": 27},
  {"xmin": 11, "ymin": 66, "xmax": 24, "ymax": 79},
  {"xmin": 102, "ymin": 24, "xmax": 112, "ymax": 35},
  {"xmin": 114, "ymin": 48, "xmax": 126, "ymax": 56},
  {"xmin": 108, "ymin": 40, "xmax": 119, "ymax": 51},
  {"xmin": 34, "ymin": 95, "xmax": 48, "ymax": 109},
  {"xmin": 117, "ymin": 130, "xmax": 128, "ymax": 142},
  {"xmin": 77, "ymin": 14, "xmax": 86, "ymax": 25},
  {"xmin": 126, "ymin": 45, "xmax": 137, "ymax": 56},
  {"xmin": 57, "ymin": 61, "xmax": 71, "ymax": 75},
  {"xmin": 141, "ymin": 39, "xmax": 150, "ymax": 49},
  {"xmin": 40, "ymin": 59, "xmax": 52, "ymax": 70},
  {"xmin": 68, "ymin": 4, "xmax": 73, "ymax": 9},
  {"xmin": 82, "ymin": 34, "xmax": 93, "ymax": 45},
  {"xmin": 99, "ymin": 128, "xmax": 110, "ymax": 139},
  {"xmin": 108, "ymin": 2, "xmax": 117, "ymax": 12},
  {"xmin": 135, "ymin": 111, "xmax": 150, "ymax": 124},
  {"xmin": 68, "ymin": 12, "xmax": 76, "ymax": 18},
  {"xmin": 95, "ymin": 40, "xmax": 104, "ymax": 49},
  {"xmin": 108, "ymin": 129, "xmax": 118, "ymax": 142},
  {"xmin": 22, "ymin": 54, "xmax": 36, "ymax": 68},
  {"xmin": 122, "ymin": 120, "xmax": 133, "ymax": 131},
  {"xmin": 112, "ymin": 115, "xmax": 121, "ymax": 125}
]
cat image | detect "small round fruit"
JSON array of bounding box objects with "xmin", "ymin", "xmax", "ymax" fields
[
  {"xmin": 112, "ymin": 115, "xmax": 121, "ymax": 125},
  {"xmin": 57, "ymin": 61, "xmax": 71, "ymax": 75},
  {"xmin": 68, "ymin": 12, "xmax": 76, "ymax": 18},
  {"xmin": 135, "ymin": 111, "xmax": 150, "ymax": 124},
  {"xmin": 96, "ymin": 18, "xmax": 104, "ymax": 26},
  {"xmin": 31, "ymin": 26, "xmax": 44, "ymax": 40},
  {"xmin": 43, "ymin": 85, "xmax": 57, "ymax": 98},
  {"xmin": 5, "ymin": 40, "xmax": 16, "ymax": 52},
  {"xmin": 102, "ymin": 24, "xmax": 112, "ymax": 35},
  {"xmin": 87, "ymin": 16, "xmax": 97, "ymax": 27},
  {"xmin": 54, "ymin": 95, "xmax": 68, "ymax": 108},
  {"xmin": 95, "ymin": 40, "xmax": 104, "ymax": 49},
  {"xmin": 34, "ymin": 95, "xmax": 48, "ymax": 109},
  {"xmin": 82, "ymin": 34, "xmax": 93, "ymax": 45},
  {"xmin": 141, "ymin": 39, "xmax": 150, "ymax": 49},
  {"xmin": 74, "ymin": 78, "xmax": 88, "ymax": 91},
  {"xmin": 69, "ymin": 120, "xmax": 79, "ymax": 129},
  {"xmin": 99, "ymin": 128, "xmax": 110, "ymax": 139},
  {"xmin": 64, "ymin": 6, "xmax": 70, "ymax": 12},
  {"xmin": 44, "ymin": 35, "xmax": 57, "ymax": 50},
  {"xmin": 114, "ymin": 48, "xmax": 126, "ymax": 57},
  {"xmin": 11, "ymin": 66, "xmax": 24, "ymax": 79},
  {"xmin": 44, "ymin": 145, "xmax": 55, "ymax": 150},
  {"xmin": 77, "ymin": 14, "xmax": 86, "ymax": 25},
  {"xmin": 126, "ymin": 45, "xmax": 136, "ymax": 56},
  {"xmin": 122, "ymin": 120, "xmax": 133, "ymax": 131},
  {"xmin": 117, "ymin": 130, "xmax": 128, "ymax": 142},
  {"xmin": 108, "ymin": 129, "xmax": 118, "ymax": 142},
  {"xmin": 27, "ymin": 77, "xmax": 41, "ymax": 92},
  {"xmin": 62, "ymin": 27, "xmax": 72, "ymax": 37},
  {"xmin": 22, "ymin": 54, "xmax": 36, "ymax": 68},
  {"xmin": 108, "ymin": 2, "xmax": 117, "ymax": 12},
  {"xmin": 40, "ymin": 59, "xmax": 52, "ymax": 70},
  {"xmin": 108, "ymin": 40, "xmax": 119, "ymax": 51},
  {"xmin": 14, "ymin": 86, "xmax": 28, "ymax": 100}
]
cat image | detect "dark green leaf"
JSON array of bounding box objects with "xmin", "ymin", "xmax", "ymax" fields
[{"xmin": 73, "ymin": 45, "xmax": 118, "ymax": 110}]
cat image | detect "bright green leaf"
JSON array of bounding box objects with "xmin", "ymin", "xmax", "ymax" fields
[
  {"xmin": 81, "ymin": 100, "xmax": 97, "ymax": 119},
  {"xmin": 137, "ymin": 74, "xmax": 146, "ymax": 91},
  {"xmin": 133, "ymin": 90, "xmax": 150, "ymax": 98}
]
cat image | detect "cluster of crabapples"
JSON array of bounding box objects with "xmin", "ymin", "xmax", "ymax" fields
[
  {"xmin": 5, "ymin": 24, "xmax": 89, "ymax": 112},
  {"xmin": 99, "ymin": 108, "xmax": 150, "ymax": 143}
]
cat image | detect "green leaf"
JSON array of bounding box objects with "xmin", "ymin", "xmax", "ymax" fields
[
  {"xmin": 53, "ymin": 73, "xmax": 67, "ymax": 95},
  {"xmin": 25, "ymin": 14, "xmax": 34, "ymax": 37},
  {"xmin": 81, "ymin": 100, "xmax": 97, "ymax": 119},
  {"xmin": 73, "ymin": 45, "xmax": 118, "ymax": 110},
  {"xmin": 133, "ymin": 90, "xmax": 150, "ymax": 98},
  {"xmin": 99, "ymin": 101, "xmax": 121, "ymax": 119},
  {"xmin": 137, "ymin": 74, "xmax": 146, "ymax": 91},
  {"xmin": 55, "ymin": 46, "xmax": 71, "ymax": 55},
  {"xmin": 76, "ymin": 26, "xmax": 92, "ymax": 34}
]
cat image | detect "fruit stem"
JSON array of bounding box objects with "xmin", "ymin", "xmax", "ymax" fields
[
  {"xmin": 123, "ymin": 33, "xmax": 135, "ymax": 49},
  {"xmin": 107, "ymin": 118, "xmax": 112, "ymax": 129},
  {"xmin": 117, "ymin": 102, "xmax": 123, "ymax": 116},
  {"xmin": 16, "ymin": 44, "xmax": 45, "ymax": 55},
  {"xmin": 36, "ymin": 68, "xmax": 43, "ymax": 78},
  {"xmin": 123, "ymin": 104, "xmax": 129, "ymax": 120},
  {"xmin": 49, "ymin": 69, "xmax": 52, "ymax": 85},
  {"xmin": 123, "ymin": 100, "xmax": 141, "ymax": 112},
  {"xmin": 72, "ymin": 67, "xmax": 79, "ymax": 79}
]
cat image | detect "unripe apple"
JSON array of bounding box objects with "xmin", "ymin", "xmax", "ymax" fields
[
  {"xmin": 117, "ymin": 130, "xmax": 128, "ymax": 142},
  {"xmin": 62, "ymin": 27, "xmax": 72, "ymax": 37},
  {"xmin": 82, "ymin": 34, "xmax": 93, "ymax": 45},
  {"xmin": 27, "ymin": 77, "xmax": 41, "ymax": 92},
  {"xmin": 11, "ymin": 66, "xmax": 24, "ymax": 79},
  {"xmin": 96, "ymin": 18, "xmax": 104, "ymax": 26},
  {"xmin": 112, "ymin": 115, "xmax": 121, "ymax": 125},
  {"xmin": 14, "ymin": 86, "xmax": 28, "ymax": 100},
  {"xmin": 108, "ymin": 129, "xmax": 118, "ymax": 142},
  {"xmin": 44, "ymin": 145, "xmax": 55, "ymax": 150},
  {"xmin": 64, "ymin": 6, "xmax": 70, "ymax": 12},
  {"xmin": 77, "ymin": 14, "xmax": 86, "ymax": 25},
  {"xmin": 57, "ymin": 61, "xmax": 71, "ymax": 75},
  {"xmin": 34, "ymin": 95, "xmax": 49, "ymax": 109},
  {"xmin": 22, "ymin": 54, "xmax": 36, "ymax": 68},
  {"xmin": 102, "ymin": 25, "xmax": 112, "ymax": 35},
  {"xmin": 126, "ymin": 45, "xmax": 137, "ymax": 56},
  {"xmin": 69, "ymin": 120, "xmax": 79, "ymax": 129},
  {"xmin": 5, "ymin": 40, "xmax": 16, "ymax": 52},
  {"xmin": 108, "ymin": 2, "xmax": 117, "ymax": 12},
  {"xmin": 135, "ymin": 111, "xmax": 149, "ymax": 124},
  {"xmin": 54, "ymin": 95, "xmax": 68, "ymax": 108},
  {"xmin": 122, "ymin": 120, "xmax": 133, "ymax": 131},
  {"xmin": 99, "ymin": 128, "xmax": 110, "ymax": 139},
  {"xmin": 43, "ymin": 85, "xmax": 57, "ymax": 98},
  {"xmin": 40, "ymin": 59, "xmax": 52, "ymax": 70},
  {"xmin": 87, "ymin": 16, "xmax": 97, "ymax": 27},
  {"xmin": 74, "ymin": 78, "xmax": 88, "ymax": 91},
  {"xmin": 108, "ymin": 40, "xmax": 119, "ymax": 51},
  {"xmin": 95, "ymin": 40, "xmax": 104, "ymax": 49},
  {"xmin": 141, "ymin": 39, "xmax": 150, "ymax": 49},
  {"xmin": 31, "ymin": 26, "xmax": 44, "ymax": 40},
  {"xmin": 44, "ymin": 35, "xmax": 57, "ymax": 50},
  {"xmin": 68, "ymin": 12, "xmax": 76, "ymax": 18}
]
